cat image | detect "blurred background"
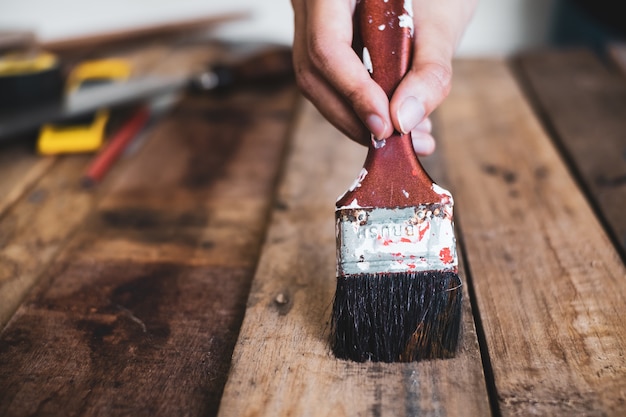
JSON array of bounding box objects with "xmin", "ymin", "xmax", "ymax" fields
[{"xmin": 1, "ymin": 0, "xmax": 625, "ymax": 56}]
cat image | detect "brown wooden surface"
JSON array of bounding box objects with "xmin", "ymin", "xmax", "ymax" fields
[
  {"xmin": 217, "ymin": 100, "xmax": 490, "ymax": 417},
  {"xmin": 0, "ymin": 32, "xmax": 298, "ymax": 415},
  {"xmin": 0, "ymin": 40, "xmax": 225, "ymax": 331},
  {"xmin": 514, "ymin": 49, "xmax": 626, "ymax": 258},
  {"xmin": 0, "ymin": 145, "xmax": 56, "ymax": 218},
  {"xmin": 0, "ymin": 84, "xmax": 297, "ymax": 416},
  {"xmin": 0, "ymin": 154, "xmax": 94, "ymax": 328},
  {"xmin": 2, "ymin": 45, "xmax": 626, "ymax": 417},
  {"xmin": 437, "ymin": 58, "xmax": 626, "ymax": 416}
]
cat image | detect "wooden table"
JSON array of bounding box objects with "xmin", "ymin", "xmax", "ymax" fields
[{"xmin": 1, "ymin": 42, "xmax": 625, "ymax": 416}]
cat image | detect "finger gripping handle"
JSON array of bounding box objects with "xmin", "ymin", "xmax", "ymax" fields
[{"xmin": 356, "ymin": 0, "xmax": 414, "ymax": 98}]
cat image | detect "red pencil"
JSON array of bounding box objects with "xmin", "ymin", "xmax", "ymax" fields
[{"xmin": 82, "ymin": 106, "xmax": 150, "ymax": 187}]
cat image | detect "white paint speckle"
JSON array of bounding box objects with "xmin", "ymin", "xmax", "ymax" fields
[
  {"xmin": 403, "ymin": 0, "xmax": 413, "ymax": 16},
  {"xmin": 372, "ymin": 135, "xmax": 386, "ymax": 149},
  {"xmin": 399, "ymin": 0, "xmax": 414, "ymax": 36},
  {"xmin": 398, "ymin": 14, "xmax": 414, "ymax": 35},
  {"xmin": 362, "ymin": 47, "xmax": 373, "ymax": 73},
  {"xmin": 378, "ymin": 24, "xmax": 386, "ymax": 31},
  {"xmin": 336, "ymin": 169, "xmax": 367, "ymax": 204},
  {"xmin": 349, "ymin": 168, "xmax": 368, "ymax": 192},
  {"xmin": 340, "ymin": 198, "xmax": 362, "ymax": 209},
  {"xmin": 357, "ymin": 261, "xmax": 370, "ymax": 271},
  {"xmin": 402, "ymin": 189, "xmax": 409, "ymax": 198},
  {"xmin": 432, "ymin": 183, "xmax": 452, "ymax": 198}
]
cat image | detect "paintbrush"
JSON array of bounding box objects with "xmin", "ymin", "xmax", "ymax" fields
[{"xmin": 331, "ymin": 0, "xmax": 462, "ymax": 362}]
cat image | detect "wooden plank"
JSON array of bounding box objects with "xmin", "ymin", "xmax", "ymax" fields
[
  {"xmin": 218, "ymin": 100, "xmax": 490, "ymax": 417},
  {"xmin": 0, "ymin": 40, "xmax": 233, "ymax": 331},
  {"xmin": 514, "ymin": 49, "xmax": 626, "ymax": 258},
  {"xmin": 436, "ymin": 58, "xmax": 626, "ymax": 416},
  {"xmin": 0, "ymin": 155, "xmax": 94, "ymax": 329},
  {"xmin": 0, "ymin": 143, "xmax": 56, "ymax": 218},
  {"xmin": 0, "ymin": 84, "xmax": 298, "ymax": 417}
]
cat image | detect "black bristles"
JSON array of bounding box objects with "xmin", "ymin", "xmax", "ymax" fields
[{"xmin": 331, "ymin": 271, "xmax": 462, "ymax": 362}]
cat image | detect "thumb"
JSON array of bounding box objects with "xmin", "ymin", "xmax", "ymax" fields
[
  {"xmin": 390, "ymin": 0, "xmax": 475, "ymax": 133},
  {"xmin": 391, "ymin": 58, "xmax": 453, "ymax": 135}
]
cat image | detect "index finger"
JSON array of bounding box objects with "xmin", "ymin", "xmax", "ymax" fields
[{"xmin": 306, "ymin": 0, "xmax": 394, "ymax": 140}]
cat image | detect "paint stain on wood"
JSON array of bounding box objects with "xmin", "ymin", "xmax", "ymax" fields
[
  {"xmin": 482, "ymin": 163, "xmax": 518, "ymax": 184},
  {"xmin": 173, "ymin": 99, "xmax": 254, "ymax": 189},
  {"xmin": 100, "ymin": 208, "xmax": 208, "ymax": 230},
  {"xmin": 596, "ymin": 174, "xmax": 626, "ymax": 188},
  {"xmin": 72, "ymin": 265, "xmax": 179, "ymax": 362},
  {"xmin": 96, "ymin": 208, "xmax": 209, "ymax": 247},
  {"xmin": 0, "ymin": 261, "xmax": 257, "ymax": 417}
]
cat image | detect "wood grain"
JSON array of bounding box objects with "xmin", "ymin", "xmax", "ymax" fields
[
  {"xmin": 514, "ymin": 49, "xmax": 626, "ymax": 258},
  {"xmin": 0, "ymin": 85, "xmax": 298, "ymax": 417},
  {"xmin": 0, "ymin": 143, "xmax": 56, "ymax": 218},
  {"xmin": 0, "ymin": 40, "xmax": 226, "ymax": 331},
  {"xmin": 217, "ymin": 100, "xmax": 490, "ymax": 417},
  {"xmin": 0, "ymin": 155, "xmax": 94, "ymax": 328},
  {"xmin": 437, "ymin": 58, "xmax": 626, "ymax": 416}
]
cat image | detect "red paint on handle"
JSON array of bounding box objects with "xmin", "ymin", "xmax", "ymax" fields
[{"xmin": 336, "ymin": 0, "xmax": 440, "ymax": 209}]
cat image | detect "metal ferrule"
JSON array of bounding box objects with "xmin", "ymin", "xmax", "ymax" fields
[{"xmin": 336, "ymin": 204, "xmax": 458, "ymax": 276}]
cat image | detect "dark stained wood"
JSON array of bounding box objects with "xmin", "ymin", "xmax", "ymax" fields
[
  {"xmin": 0, "ymin": 84, "xmax": 298, "ymax": 416},
  {"xmin": 0, "ymin": 154, "xmax": 94, "ymax": 328},
  {"xmin": 0, "ymin": 261, "xmax": 251, "ymax": 416},
  {"xmin": 438, "ymin": 58, "xmax": 626, "ymax": 416},
  {"xmin": 0, "ymin": 40, "xmax": 226, "ymax": 331},
  {"xmin": 514, "ymin": 49, "xmax": 626, "ymax": 259}
]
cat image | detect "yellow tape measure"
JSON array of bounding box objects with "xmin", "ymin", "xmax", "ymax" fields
[
  {"xmin": 37, "ymin": 58, "xmax": 132, "ymax": 155},
  {"xmin": 0, "ymin": 51, "xmax": 63, "ymax": 111}
]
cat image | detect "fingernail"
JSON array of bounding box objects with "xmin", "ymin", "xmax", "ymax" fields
[
  {"xmin": 397, "ymin": 97, "xmax": 425, "ymax": 134},
  {"xmin": 411, "ymin": 131, "xmax": 436, "ymax": 156},
  {"xmin": 414, "ymin": 117, "xmax": 432, "ymax": 133},
  {"xmin": 365, "ymin": 114, "xmax": 386, "ymax": 140}
]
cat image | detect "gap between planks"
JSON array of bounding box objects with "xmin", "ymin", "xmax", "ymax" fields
[
  {"xmin": 436, "ymin": 58, "xmax": 626, "ymax": 416},
  {"xmin": 513, "ymin": 48, "xmax": 626, "ymax": 261},
  {"xmin": 0, "ymin": 85, "xmax": 299, "ymax": 417}
]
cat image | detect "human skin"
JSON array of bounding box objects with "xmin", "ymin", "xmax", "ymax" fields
[{"xmin": 291, "ymin": 0, "xmax": 477, "ymax": 155}]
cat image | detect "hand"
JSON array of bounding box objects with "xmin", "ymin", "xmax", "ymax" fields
[{"xmin": 291, "ymin": 0, "xmax": 477, "ymax": 155}]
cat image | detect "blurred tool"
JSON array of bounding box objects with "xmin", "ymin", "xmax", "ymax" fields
[
  {"xmin": 37, "ymin": 59, "xmax": 131, "ymax": 154},
  {"xmin": 81, "ymin": 105, "xmax": 150, "ymax": 187},
  {"xmin": 0, "ymin": 45, "xmax": 294, "ymax": 141},
  {"xmin": 188, "ymin": 46, "xmax": 293, "ymax": 93},
  {"xmin": 0, "ymin": 51, "xmax": 64, "ymax": 111},
  {"xmin": 0, "ymin": 30, "xmax": 63, "ymax": 111}
]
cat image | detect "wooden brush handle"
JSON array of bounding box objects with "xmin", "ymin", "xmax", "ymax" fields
[
  {"xmin": 337, "ymin": 0, "xmax": 440, "ymax": 208},
  {"xmin": 356, "ymin": 0, "xmax": 413, "ymax": 98}
]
